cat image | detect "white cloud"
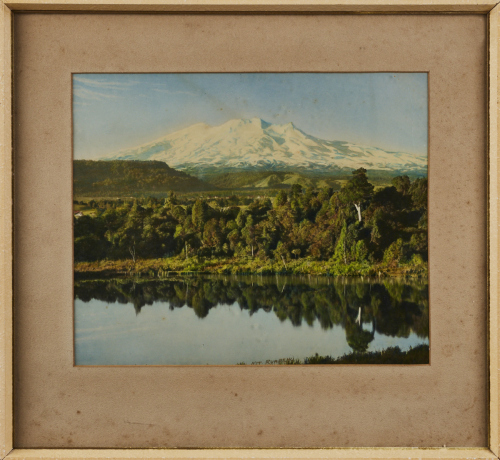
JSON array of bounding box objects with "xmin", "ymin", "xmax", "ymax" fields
[
  {"xmin": 73, "ymin": 75, "xmax": 137, "ymax": 90},
  {"xmin": 73, "ymin": 86, "xmax": 121, "ymax": 101},
  {"xmin": 73, "ymin": 75, "xmax": 196, "ymax": 101},
  {"xmin": 73, "ymin": 75, "xmax": 139, "ymax": 101}
]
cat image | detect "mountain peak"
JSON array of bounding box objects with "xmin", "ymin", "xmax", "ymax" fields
[
  {"xmin": 100, "ymin": 117, "xmax": 427, "ymax": 176},
  {"xmin": 245, "ymin": 117, "xmax": 271, "ymax": 129},
  {"xmin": 220, "ymin": 117, "xmax": 270, "ymax": 130},
  {"xmin": 200, "ymin": 117, "xmax": 289, "ymax": 132}
]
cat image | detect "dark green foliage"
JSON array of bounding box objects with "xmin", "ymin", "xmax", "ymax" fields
[
  {"xmin": 192, "ymin": 199, "xmax": 209, "ymax": 230},
  {"xmin": 74, "ymin": 173, "xmax": 427, "ymax": 268},
  {"xmin": 383, "ymin": 239, "xmax": 405, "ymax": 266},
  {"xmin": 409, "ymin": 177, "xmax": 428, "ymax": 209},
  {"xmin": 391, "ymin": 175, "xmax": 411, "ymax": 195},
  {"xmin": 275, "ymin": 190, "xmax": 288, "ymax": 207},
  {"xmin": 338, "ymin": 168, "xmax": 374, "ymax": 221},
  {"xmin": 74, "ymin": 235, "xmax": 108, "ymax": 262},
  {"xmin": 74, "ymin": 160, "xmax": 214, "ymax": 197},
  {"xmin": 239, "ymin": 345, "xmax": 429, "ymax": 364},
  {"xmin": 304, "ymin": 345, "xmax": 429, "ymax": 364}
]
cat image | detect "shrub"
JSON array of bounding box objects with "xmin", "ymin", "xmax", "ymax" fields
[{"xmin": 383, "ymin": 239, "xmax": 404, "ymax": 266}]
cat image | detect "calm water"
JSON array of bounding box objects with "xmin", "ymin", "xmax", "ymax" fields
[{"xmin": 74, "ymin": 274, "xmax": 429, "ymax": 365}]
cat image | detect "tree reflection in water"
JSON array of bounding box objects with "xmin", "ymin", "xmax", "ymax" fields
[{"xmin": 75, "ymin": 274, "xmax": 428, "ymax": 352}]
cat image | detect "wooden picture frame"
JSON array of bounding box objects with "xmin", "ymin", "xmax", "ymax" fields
[{"xmin": 1, "ymin": 1, "xmax": 499, "ymax": 458}]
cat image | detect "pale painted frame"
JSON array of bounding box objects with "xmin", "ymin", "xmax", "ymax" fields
[{"xmin": 0, "ymin": 1, "xmax": 498, "ymax": 458}]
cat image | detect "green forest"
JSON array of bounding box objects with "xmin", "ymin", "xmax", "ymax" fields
[{"xmin": 74, "ymin": 167, "xmax": 428, "ymax": 277}]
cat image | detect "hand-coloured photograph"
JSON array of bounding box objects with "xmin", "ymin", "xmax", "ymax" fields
[{"xmin": 73, "ymin": 73, "xmax": 429, "ymax": 365}]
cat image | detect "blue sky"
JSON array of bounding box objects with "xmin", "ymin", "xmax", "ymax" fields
[{"xmin": 73, "ymin": 73, "xmax": 428, "ymax": 160}]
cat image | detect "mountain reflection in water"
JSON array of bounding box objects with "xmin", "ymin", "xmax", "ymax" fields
[{"xmin": 74, "ymin": 275, "xmax": 429, "ymax": 365}]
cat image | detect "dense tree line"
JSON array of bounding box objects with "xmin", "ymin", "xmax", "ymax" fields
[{"xmin": 74, "ymin": 168, "xmax": 428, "ymax": 269}]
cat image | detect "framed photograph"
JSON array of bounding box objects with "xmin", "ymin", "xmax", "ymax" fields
[
  {"xmin": 1, "ymin": 1, "xmax": 499, "ymax": 458},
  {"xmin": 73, "ymin": 72, "xmax": 429, "ymax": 366}
]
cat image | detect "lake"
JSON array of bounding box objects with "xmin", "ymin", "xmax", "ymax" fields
[{"xmin": 74, "ymin": 274, "xmax": 429, "ymax": 365}]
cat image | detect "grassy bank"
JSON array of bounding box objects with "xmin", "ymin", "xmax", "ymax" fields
[
  {"xmin": 238, "ymin": 345, "xmax": 429, "ymax": 365},
  {"xmin": 74, "ymin": 255, "xmax": 428, "ymax": 279}
]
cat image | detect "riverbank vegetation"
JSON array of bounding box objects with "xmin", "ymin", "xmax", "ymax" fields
[
  {"xmin": 75, "ymin": 255, "xmax": 425, "ymax": 278},
  {"xmin": 238, "ymin": 345, "xmax": 429, "ymax": 365},
  {"xmin": 74, "ymin": 168, "xmax": 427, "ymax": 276}
]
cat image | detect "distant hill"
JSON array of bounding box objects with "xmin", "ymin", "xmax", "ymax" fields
[
  {"xmin": 201, "ymin": 168, "xmax": 424, "ymax": 190},
  {"xmin": 205, "ymin": 170, "xmax": 341, "ymax": 190},
  {"xmin": 73, "ymin": 160, "xmax": 214, "ymax": 197},
  {"xmin": 100, "ymin": 117, "xmax": 428, "ymax": 177}
]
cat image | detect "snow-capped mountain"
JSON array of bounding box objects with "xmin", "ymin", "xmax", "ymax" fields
[{"xmin": 100, "ymin": 117, "xmax": 427, "ymax": 175}]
